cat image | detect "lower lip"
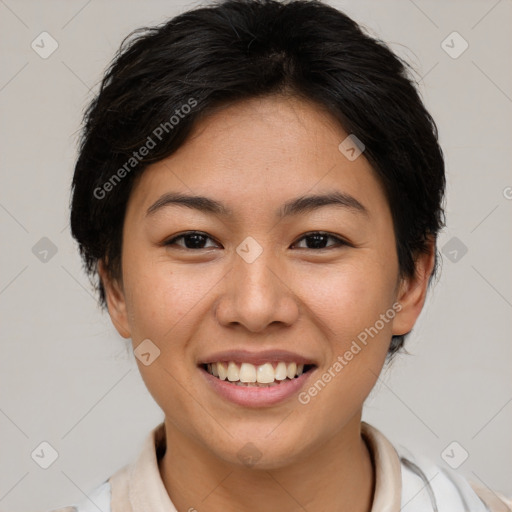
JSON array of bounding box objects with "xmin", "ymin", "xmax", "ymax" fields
[{"xmin": 199, "ymin": 365, "xmax": 316, "ymax": 408}]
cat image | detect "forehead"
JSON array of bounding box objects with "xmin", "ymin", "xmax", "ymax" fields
[{"xmin": 126, "ymin": 95, "xmax": 389, "ymax": 222}]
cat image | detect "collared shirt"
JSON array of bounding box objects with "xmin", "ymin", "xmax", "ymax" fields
[{"xmin": 51, "ymin": 421, "xmax": 511, "ymax": 512}]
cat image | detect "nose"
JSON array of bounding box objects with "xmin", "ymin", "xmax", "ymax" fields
[{"xmin": 214, "ymin": 249, "xmax": 300, "ymax": 333}]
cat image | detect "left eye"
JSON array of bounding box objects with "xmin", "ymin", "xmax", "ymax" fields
[
  {"xmin": 292, "ymin": 232, "xmax": 347, "ymax": 250},
  {"xmin": 164, "ymin": 231, "xmax": 347, "ymax": 250}
]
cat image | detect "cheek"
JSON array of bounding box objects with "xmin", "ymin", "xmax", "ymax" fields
[
  {"xmin": 122, "ymin": 254, "xmax": 226, "ymax": 343},
  {"xmin": 294, "ymin": 262, "xmax": 396, "ymax": 433},
  {"xmin": 120, "ymin": 258, "xmax": 223, "ymax": 422},
  {"xmin": 296, "ymin": 258, "xmax": 396, "ymax": 345}
]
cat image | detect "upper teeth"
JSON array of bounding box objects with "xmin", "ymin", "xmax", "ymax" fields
[{"xmin": 207, "ymin": 361, "xmax": 305, "ymax": 383}]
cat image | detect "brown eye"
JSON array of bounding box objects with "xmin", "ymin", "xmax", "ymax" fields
[
  {"xmin": 164, "ymin": 231, "xmax": 220, "ymax": 249},
  {"xmin": 292, "ymin": 232, "xmax": 348, "ymax": 250}
]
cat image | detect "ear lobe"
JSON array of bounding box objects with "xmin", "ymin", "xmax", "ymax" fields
[
  {"xmin": 392, "ymin": 240, "xmax": 437, "ymax": 337},
  {"xmin": 98, "ymin": 260, "xmax": 131, "ymax": 339}
]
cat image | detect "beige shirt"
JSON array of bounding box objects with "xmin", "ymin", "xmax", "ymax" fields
[{"xmin": 52, "ymin": 421, "xmax": 511, "ymax": 512}]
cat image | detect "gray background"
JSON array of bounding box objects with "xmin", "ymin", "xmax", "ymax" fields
[{"xmin": 0, "ymin": 0, "xmax": 510, "ymax": 510}]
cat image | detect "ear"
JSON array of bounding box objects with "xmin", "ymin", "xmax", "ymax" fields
[
  {"xmin": 392, "ymin": 239, "xmax": 436, "ymax": 337},
  {"xmin": 98, "ymin": 260, "xmax": 131, "ymax": 339}
]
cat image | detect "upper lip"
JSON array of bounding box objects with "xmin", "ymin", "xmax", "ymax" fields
[{"xmin": 198, "ymin": 349, "xmax": 317, "ymax": 367}]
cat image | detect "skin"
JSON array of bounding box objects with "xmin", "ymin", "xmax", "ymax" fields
[{"xmin": 99, "ymin": 94, "xmax": 435, "ymax": 512}]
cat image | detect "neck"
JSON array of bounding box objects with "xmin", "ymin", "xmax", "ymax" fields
[{"xmin": 158, "ymin": 413, "xmax": 375, "ymax": 512}]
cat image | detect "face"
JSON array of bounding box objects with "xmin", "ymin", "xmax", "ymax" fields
[{"xmin": 101, "ymin": 95, "xmax": 433, "ymax": 469}]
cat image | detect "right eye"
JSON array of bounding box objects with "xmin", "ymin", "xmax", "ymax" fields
[{"xmin": 163, "ymin": 231, "xmax": 221, "ymax": 250}]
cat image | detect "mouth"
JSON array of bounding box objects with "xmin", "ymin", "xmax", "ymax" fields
[
  {"xmin": 198, "ymin": 359, "xmax": 317, "ymax": 407},
  {"xmin": 199, "ymin": 361, "xmax": 317, "ymax": 387}
]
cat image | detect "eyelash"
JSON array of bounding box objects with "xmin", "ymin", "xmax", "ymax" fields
[{"xmin": 163, "ymin": 231, "xmax": 349, "ymax": 250}]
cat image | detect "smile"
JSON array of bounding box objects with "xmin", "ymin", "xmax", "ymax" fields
[
  {"xmin": 199, "ymin": 361, "xmax": 317, "ymax": 407},
  {"xmin": 203, "ymin": 361, "xmax": 315, "ymax": 386}
]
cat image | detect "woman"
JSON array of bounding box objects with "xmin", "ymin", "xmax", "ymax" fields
[{"xmin": 55, "ymin": 0, "xmax": 511, "ymax": 510}]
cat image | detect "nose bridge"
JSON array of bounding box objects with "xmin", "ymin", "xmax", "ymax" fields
[
  {"xmin": 215, "ymin": 238, "xmax": 299, "ymax": 332},
  {"xmin": 236, "ymin": 246, "xmax": 277, "ymax": 298}
]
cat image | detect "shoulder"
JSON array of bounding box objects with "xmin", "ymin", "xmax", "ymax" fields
[
  {"xmin": 397, "ymin": 444, "xmax": 512, "ymax": 512},
  {"xmin": 48, "ymin": 481, "xmax": 112, "ymax": 512},
  {"xmin": 47, "ymin": 423, "xmax": 162, "ymax": 512}
]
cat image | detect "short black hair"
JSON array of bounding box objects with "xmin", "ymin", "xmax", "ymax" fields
[{"xmin": 70, "ymin": 0, "xmax": 445, "ymax": 361}]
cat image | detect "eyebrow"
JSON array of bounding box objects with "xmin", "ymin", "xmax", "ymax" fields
[{"xmin": 145, "ymin": 191, "xmax": 369, "ymax": 219}]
